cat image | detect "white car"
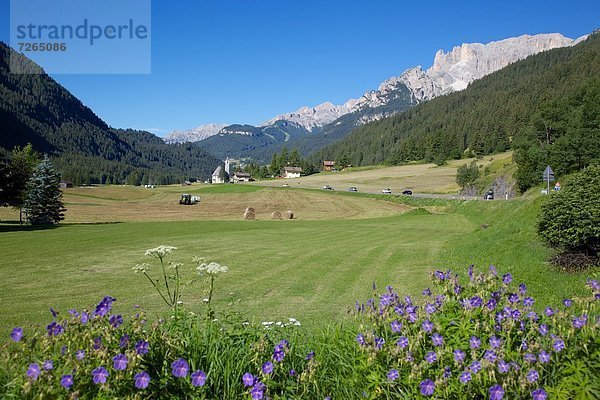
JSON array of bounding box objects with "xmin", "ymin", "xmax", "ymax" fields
[{"xmin": 382, "ymin": 188, "xmax": 392, "ymax": 194}]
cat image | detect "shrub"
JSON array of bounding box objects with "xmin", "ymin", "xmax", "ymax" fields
[
  {"xmin": 538, "ymin": 165, "xmax": 600, "ymax": 267},
  {"xmin": 456, "ymin": 161, "xmax": 480, "ymax": 188}
]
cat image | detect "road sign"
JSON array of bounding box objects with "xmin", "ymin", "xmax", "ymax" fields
[{"xmin": 543, "ymin": 165, "xmax": 555, "ymax": 181}]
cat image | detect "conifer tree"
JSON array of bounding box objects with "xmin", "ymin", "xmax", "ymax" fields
[{"xmin": 23, "ymin": 156, "xmax": 66, "ymax": 225}]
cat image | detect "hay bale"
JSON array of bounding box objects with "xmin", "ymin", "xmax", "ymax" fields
[
  {"xmin": 286, "ymin": 210, "xmax": 294, "ymax": 219},
  {"xmin": 245, "ymin": 207, "xmax": 255, "ymax": 213},
  {"xmin": 271, "ymin": 211, "xmax": 282, "ymax": 220},
  {"xmin": 243, "ymin": 211, "xmax": 255, "ymax": 220}
]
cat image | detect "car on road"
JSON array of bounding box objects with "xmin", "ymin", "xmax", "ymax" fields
[
  {"xmin": 323, "ymin": 185, "xmax": 334, "ymax": 190},
  {"xmin": 484, "ymin": 190, "xmax": 494, "ymax": 200},
  {"xmin": 382, "ymin": 188, "xmax": 392, "ymax": 194},
  {"xmin": 282, "ymin": 183, "xmax": 290, "ymax": 188},
  {"xmin": 402, "ymin": 189, "xmax": 413, "ymax": 195},
  {"xmin": 348, "ymin": 187, "xmax": 358, "ymax": 192}
]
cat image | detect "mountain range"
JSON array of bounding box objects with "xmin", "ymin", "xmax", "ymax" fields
[{"xmin": 165, "ymin": 33, "xmax": 586, "ymax": 162}]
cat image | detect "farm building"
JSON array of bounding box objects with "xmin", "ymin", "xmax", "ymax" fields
[
  {"xmin": 59, "ymin": 180, "xmax": 73, "ymax": 189},
  {"xmin": 282, "ymin": 166, "xmax": 302, "ymax": 179},
  {"xmin": 231, "ymin": 172, "xmax": 252, "ymax": 183},
  {"xmin": 323, "ymin": 161, "xmax": 336, "ymax": 171}
]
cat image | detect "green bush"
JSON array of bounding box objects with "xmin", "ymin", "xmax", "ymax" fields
[{"xmin": 538, "ymin": 165, "xmax": 600, "ymax": 265}]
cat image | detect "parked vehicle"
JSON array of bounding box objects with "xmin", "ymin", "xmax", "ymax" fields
[
  {"xmin": 402, "ymin": 189, "xmax": 413, "ymax": 195},
  {"xmin": 382, "ymin": 188, "xmax": 392, "ymax": 194},
  {"xmin": 323, "ymin": 185, "xmax": 334, "ymax": 190},
  {"xmin": 348, "ymin": 187, "xmax": 358, "ymax": 192},
  {"xmin": 282, "ymin": 183, "xmax": 290, "ymax": 187},
  {"xmin": 179, "ymin": 194, "xmax": 199, "ymax": 205},
  {"xmin": 484, "ymin": 190, "xmax": 494, "ymax": 200}
]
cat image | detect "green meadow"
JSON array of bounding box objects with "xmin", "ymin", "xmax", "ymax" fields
[{"xmin": 0, "ymin": 183, "xmax": 594, "ymax": 335}]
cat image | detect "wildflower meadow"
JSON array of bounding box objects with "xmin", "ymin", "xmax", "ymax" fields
[{"xmin": 1, "ymin": 247, "xmax": 598, "ymax": 399}]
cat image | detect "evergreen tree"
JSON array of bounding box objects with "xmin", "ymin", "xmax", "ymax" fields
[{"xmin": 23, "ymin": 156, "xmax": 66, "ymax": 225}]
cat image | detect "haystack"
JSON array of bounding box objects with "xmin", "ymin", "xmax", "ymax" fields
[
  {"xmin": 243, "ymin": 210, "xmax": 255, "ymax": 220},
  {"xmin": 286, "ymin": 210, "xmax": 294, "ymax": 219},
  {"xmin": 271, "ymin": 211, "xmax": 282, "ymax": 220}
]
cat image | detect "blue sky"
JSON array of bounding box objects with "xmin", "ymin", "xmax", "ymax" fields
[{"xmin": 1, "ymin": 0, "xmax": 599, "ymax": 136}]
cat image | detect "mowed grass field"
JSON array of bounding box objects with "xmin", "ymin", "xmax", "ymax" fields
[{"xmin": 0, "ymin": 155, "xmax": 595, "ymax": 336}]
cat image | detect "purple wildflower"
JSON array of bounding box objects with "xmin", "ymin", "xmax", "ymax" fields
[
  {"xmin": 397, "ymin": 336, "xmax": 409, "ymax": 348},
  {"xmin": 289, "ymin": 369, "xmax": 296, "ymax": 376},
  {"xmin": 43, "ymin": 360, "xmax": 53, "ymax": 370},
  {"xmin": 61, "ymin": 374, "xmax": 74, "ymax": 389},
  {"xmin": 523, "ymin": 297, "xmax": 535, "ymax": 307},
  {"xmin": 508, "ymin": 293, "xmax": 519, "ymax": 303},
  {"xmin": 524, "ymin": 353, "xmax": 537, "ymax": 363},
  {"xmin": 422, "ymin": 287, "xmax": 432, "ymax": 296},
  {"xmin": 573, "ymin": 315, "xmax": 587, "ymax": 329},
  {"xmin": 391, "ymin": 320, "xmax": 403, "ymax": 333},
  {"xmin": 459, "ymin": 371, "xmax": 471, "ymax": 384},
  {"xmin": 489, "ymin": 264, "xmax": 497, "ymax": 275},
  {"xmin": 305, "ymin": 351, "xmax": 315, "ymax": 361},
  {"xmin": 470, "ymin": 296, "xmax": 483, "ymax": 307},
  {"xmin": 432, "ymin": 333, "xmax": 444, "ymax": 347},
  {"xmin": 539, "ymin": 324, "xmax": 549, "ymax": 336},
  {"xmin": 94, "ymin": 296, "xmax": 116, "ymax": 317},
  {"xmin": 489, "ymin": 336, "xmax": 501, "ymax": 348},
  {"xmin": 135, "ymin": 340, "xmax": 149, "ymax": 355},
  {"xmin": 454, "ymin": 285, "xmax": 463, "ymax": 294},
  {"xmin": 538, "ymin": 350, "xmax": 550, "ymax": 363},
  {"xmin": 80, "ymin": 311, "xmax": 89, "ymax": 324},
  {"xmin": 387, "ymin": 369, "xmax": 399, "ymax": 381},
  {"xmin": 46, "ymin": 321, "xmax": 63, "ymax": 336},
  {"xmin": 502, "ymin": 273, "xmax": 512, "ymax": 285},
  {"xmin": 422, "ymin": 319, "xmax": 434, "ymax": 332},
  {"xmin": 50, "ymin": 307, "xmax": 58, "ymax": 318},
  {"xmin": 120, "ymin": 334, "xmax": 130, "ymax": 348},
  {"xmin": 497, "ymin": 360, "xmax": 510, "ymax": 373},
  {"xmin": 27, "ymin": 363, "xmax": 41, "ymax": 380},
  {"xmin": 76, "ymin": 350, "xmax": 85, "ymax": 360},
  {"xmin": 563, "ymin": 298, "xmax": 572, "ymax": 307},
  {"xmin": 425, "ymin": 351, "xmax": 437, "ymax": 363},
  {"xmin": 10, "ymin": 327, "xmax": 23, "ymax": 342},
  {"xmin": 553, "ymin": 339, "xmax": 565, "ymax": 352},
  {"xmin": 113, "ymin": 354, "xmax": 128, "ymax": 371},
  {"xmin": 470, "ymin": 361, "xmax": 482, "ymax": 373},
  {"xmin": 109, "ymin": 314, "xmax": 123, "ymax": 328},
  {"xmin": 191, "ymin": 370, "xmax": 207, "ymax": 387},
  {"xmin": 251, "ymin": 381, "xmax": 266, "ymax": 399},
  {"xmin": 356, "ymin": 333, "xmax": 366, "ymax": 346},
  {"xmin": 171, "ymin": 358, "xmax": 189, "ymax": 378},
  {"xmin": 453, "ymin": 349, "xmax": 465, "ymax": 363},
  {"xmin": 519, "ymin": 283, "xmax": 527, "ymax": 295},
  {"xmin": 544, "ymin": 307, "xmax": 554, "ymax": 316},
  {"xmin": 374, "ymin": 337, "xmax": 385, "ymax": 349},
  {"xmin": 527, "ymin": 369, "xmax": 539, "ymax": 383},
  {"xmin": 443, "ymin": 366, "xmax": 452, "ymax": 378},
  {"xmin": 425, "ymin": 303, "xmax": 436, "ymax": 314},
  {"xmin": 134, "ymin": 371, "xmax": 150, "ymax": 389},
  {"xmin": 242, "ymin": 372, "xmax": 255, "ymax": 387},
  {"xmin": 470, "ymin": 336, "xmax": 481, "ymax": 349},
  {"xmin": 532, "ymin": 388, "xmax": 548, "ymax": 400},
  {"xmin": 92, "ymin": 367, "xmax": 109, "ymax": 385},
  {"xmin": 484, "ymin": 350, "xmax": 497, "ymax": 362},
  {"xmin": 420, "ymin": 379, "xmax": 435, "ymax": 396},
  {"xmin": 489, "ymin": 384, "xmax": 505, "ymax": 400},
  {"xmin": 262, "ymin": 361, "xmax": 274, "ymax": 375}
]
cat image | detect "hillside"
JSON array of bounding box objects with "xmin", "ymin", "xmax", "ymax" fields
[
  {"xmin": 0, "ymin": 43, "xmax": 221, "ymax": 184},
  {"xmin": 312, "ymin": 32, "xmax": 600, "ymax": 191}
]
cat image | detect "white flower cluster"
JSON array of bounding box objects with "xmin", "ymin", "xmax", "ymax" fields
[
  {"xmin": 261, "ymin": 318, "xmax": 301, "ymax": 329},
  {"xmin": 133, "ymin": 263, "xmax": 150, "ymax": 273},
  {"xmin": 197, "ymin": 262, "xmax": 229, "ymax": 276},
  {"xmin": 144, "ymin": 245, "xmax": 177, "ymax": 258}
]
